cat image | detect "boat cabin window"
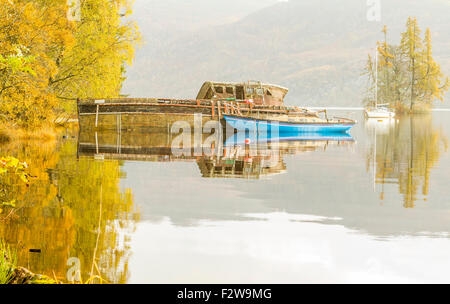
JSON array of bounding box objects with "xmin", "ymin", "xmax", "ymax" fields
[
  {"xmin": 226, "ymin": 87, "xmax": 234, "ymax": 94},
  {"xmin": 255, "ymin": 88, "xmax": 264, "ymax": 95},
  {"xmin": 246, "ymin": 88, "xmax": 254, "ymax": 95},
  {"xmin": 236, "ymin": 86, "xmax": 244, "ymax": 100},
  {"xmin": 214, "ymin": 86, "xmax": 223, "ymax": 93}
]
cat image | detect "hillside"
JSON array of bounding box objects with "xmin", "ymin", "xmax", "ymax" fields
[
  {"xmin": 129, "ymin": 0, "xmax": 280, "ymax": 42},
  {"xmin": 123, "ymin": 0, "xmax": 450, "ymax": 107}
]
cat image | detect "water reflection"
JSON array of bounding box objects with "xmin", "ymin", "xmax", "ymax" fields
[
  {"xmin": 1, "ymin": 113, "xmax": 450, "ymax": 284},
  {"xmin": 0, "ymin": 137, "xmax": 138, "ymax": 283},
  {"xmin": 78, "ymin": 128, "xmax": 355, "ymax": 179},
  {"xmin": 365, "ymin": 115, "xmax": 448, "ymax": 207},
  {"xmin": 112, "ymin": 114, "xmax": 450, "ymax": 239}
]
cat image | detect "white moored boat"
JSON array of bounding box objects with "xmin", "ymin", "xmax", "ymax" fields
[
  {"xmin": 365, "ymin": 106, "xmax": 395, "ymax": 118},
  {"xmin": 364, "ymin": 47, "xmax": 396, "ymax": 119}
]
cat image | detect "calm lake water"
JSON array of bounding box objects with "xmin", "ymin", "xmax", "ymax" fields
[{"xmin": 1, "ymin": 110, "xmax": 449, "ymax": 283}]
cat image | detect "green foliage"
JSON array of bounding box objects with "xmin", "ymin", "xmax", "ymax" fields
[
  {"xmin": 0, "ymin": 53, "xmax": 36, "ymax": 76},
  {"xmin": 0, "ymin": 156, "xmax": 30, "ymax": 217},
  {"xmin": 0, "ymin": 239, "xmax": 17, "ymax": 284},
  {"xmin": 0, "ymin": 156, "xmax": 30, "ymax": 184},
  {"xmin": 1, "ymin": 237, "xmax": 56, "ymax": 284}
]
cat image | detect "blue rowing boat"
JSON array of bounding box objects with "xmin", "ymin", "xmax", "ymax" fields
[{"xmin": 224, "ymin": 114, "xmax": 355, "ymax": 133}]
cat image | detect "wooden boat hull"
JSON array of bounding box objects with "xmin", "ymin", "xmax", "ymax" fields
[
  {"xmin": 224, "ymin": 115, "xmax": 355, "ymax": 133},
  {"xmin": 77, "ymin": 98, "xmax": 284, "ymax": 131}
]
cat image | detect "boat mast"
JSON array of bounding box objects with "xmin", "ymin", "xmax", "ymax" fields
[
  {"xmin": 373, "ymin": 124, "xmax": 377, "ymax": 191},
  {"xmin": 375, "ymin": 47, "xmax": 378, "ymax": 109}
]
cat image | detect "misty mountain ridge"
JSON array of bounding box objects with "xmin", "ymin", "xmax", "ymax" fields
[{"xmin": 123, "ymin": 0, "xmax": 450, "ymax": 107}]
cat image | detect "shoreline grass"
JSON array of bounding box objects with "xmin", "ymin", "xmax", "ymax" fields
[
  {"xmin": 0, "ymin": 124, "xmax": 58, "ymax": 142},
  {"xmin": 0, "ymin": 240, "xmax": 57, "ymax": 284},
  {"xmin": 0, "ymin": 240, "xmax": 17, "ymax": 284},
  {"xmin": 0, "ymin": 121, "xmax": 78, "ymax": 143}
]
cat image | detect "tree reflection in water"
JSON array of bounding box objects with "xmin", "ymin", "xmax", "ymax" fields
[
  {"xmin": 366, "ymin": 115, "xmax": 448, "ymax": 208},
  {"xmin": 0, "ymin": 137, "xmax": 138, "ymax": 283}
]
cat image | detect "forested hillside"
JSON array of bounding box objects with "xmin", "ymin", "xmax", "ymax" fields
[{"xmin": 123, "ymin": 0, "xmax": 449, "ymax": 107}]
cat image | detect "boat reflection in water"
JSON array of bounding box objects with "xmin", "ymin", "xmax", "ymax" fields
[
  {"xmin": 206, "ymin": 131, "xmax": 354, "ymax": 179},
  {"xmin": 77, "ymin": 128, "xmax": 354, "ymax": 179}
]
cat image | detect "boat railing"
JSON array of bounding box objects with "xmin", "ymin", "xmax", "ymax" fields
[
  {"xmin": 78, "ymin": 98, "xmax": 346, "ymax": 122},
  {"xmin": 79, "ymin": 97, "xmax": 318, "ymax": 112},
  {"xmin": 333, "ymin": 116, "xmax": 356, "ymax": 123}
]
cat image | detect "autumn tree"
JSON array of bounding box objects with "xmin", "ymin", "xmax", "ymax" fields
[
  {"xmin": 377, "ymin": 26, "xmax": 394, "ymax": 103},
  {"xmin": 418, "ymin": 28, "xmax": 449, "ymax": 105},
  {"xmin": 0, "ymin": 0, "xmax": 74, "ymax": 127},
  {"xmin": 0, "ymin": 0, "xmax": 140, "ymax": 128},
  {"xmin": 50, "ymin": 0, "xmax": 141, "ymax": 110},
  {"xmin": 364, "ymin": 17, "xmax": 448, "ymax": 113},
  {"xmin": 400, "ymin": 17, "xmax": 424, "ymax": 111},
  {"xmin": 389, "ymin": 45, "xmax": 410, "ymax": 111}
]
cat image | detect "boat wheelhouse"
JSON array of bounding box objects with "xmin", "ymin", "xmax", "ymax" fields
[{"xmin": 196, "ymin": 81, "xmax": 289, "ymax": 106}]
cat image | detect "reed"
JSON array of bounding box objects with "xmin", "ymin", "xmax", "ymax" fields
[
  {"xmin": 0, "ymin": 124, "xmax": 59, "ymax": 142},
  {"xmin": 0, "ymin": 240, "xmax": 17, "ymax": 284}
]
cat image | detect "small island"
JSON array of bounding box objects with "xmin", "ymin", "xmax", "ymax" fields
[{"xmin": 363, "ymin": 17, "xmax": 449, "ymax": 114}]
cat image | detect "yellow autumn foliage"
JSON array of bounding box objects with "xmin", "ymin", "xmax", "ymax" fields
[
  {"xmin": 0, "ymin": 0, "xmax": 74, "ymax": 127},
  {"xmin": 0, "ymin": 139, "xmax": 137, "ymax": 283},
  {"xmin": 364, "ymin": 18, "xmax": 448, "ymax": 113},
  {"xmin": 0, "ymin": 0, "xmax": 140, "ymax": 128},
  {"xmin": 51, "ymin": 0, "xmax": 140, "ymax": 106}
]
